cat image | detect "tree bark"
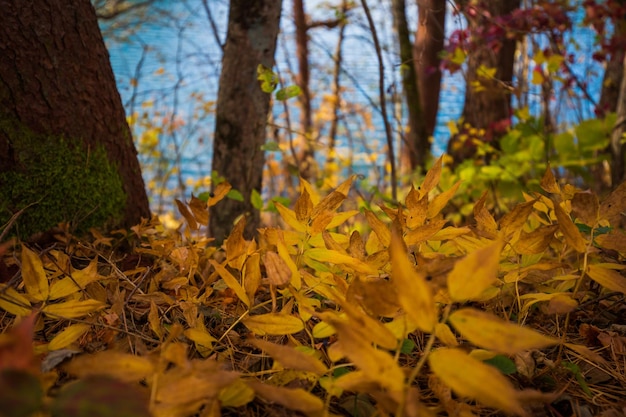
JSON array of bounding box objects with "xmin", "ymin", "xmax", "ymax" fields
[
  {"xmin": 448, "ymin": 0, "xmax": 520, "ymax": 164},
  {"xmin": 611, "ymin": 54, "xmax": 626, "ymax": 185},
  {"xmin": 415, "ymin": 0, "xmax": 446, "ymax": 139},
  {"xmin": 392, "ymin": 0, "xmax": 429, "ymax": 172},
  {"xmin": 209, "ymin": 0, "xmax": 282, "ymax": 242},
  {"xmin": 0, "ymin": 0, "xmax": 150, "ymax": 237}
]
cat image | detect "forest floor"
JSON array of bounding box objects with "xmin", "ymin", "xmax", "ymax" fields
[{"xmin": 1, "ymin": 165, "xmax": 626, "ymax": 417}]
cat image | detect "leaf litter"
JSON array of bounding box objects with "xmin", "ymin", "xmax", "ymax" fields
[{"xmin": 0, "ymin": 166, "xmax": 625, "ymax": 416}]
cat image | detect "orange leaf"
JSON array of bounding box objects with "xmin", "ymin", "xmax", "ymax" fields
[
  {"xmin": 390, "ymin": 233, "xmax": 437, "ymax": 332},
  {"xmin": 554, "ymin": 202, "xmax": 587, "ymax": 253}
]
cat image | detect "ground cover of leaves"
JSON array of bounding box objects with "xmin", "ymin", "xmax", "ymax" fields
[{"xmin": 1, "ymin": 159, "xmax": 625, "ymax": 417}]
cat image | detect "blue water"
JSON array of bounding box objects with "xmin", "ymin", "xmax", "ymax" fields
[{"xmin": 101, "ymin": 1, "xmax": 601, "ymax": 205}]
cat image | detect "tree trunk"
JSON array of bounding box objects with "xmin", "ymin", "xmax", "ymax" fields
[
  {"xmin": 611, "ymin": 53, "xmax": 626, "ymax": 185},
  {"xmin": 293, "ymin": 0, "xmax": 316, "ymax": 180},
  {"xmin": 209, "ymin": 0, "xmax": 282, "ymax": 243},
  {"xmin": 448, "ymin": 0, "xmax": 520, "ymax": 164},
  {"xmin": 415, "ymin": 0, "xmax": 446, "ymax": 139},
  {"xmin": 392, "ymin": 0, "xmax": 429, "ymax": 172},
  {"xmin": 0, "ymin": 0, "xmax": 150, "ymax": 238}
]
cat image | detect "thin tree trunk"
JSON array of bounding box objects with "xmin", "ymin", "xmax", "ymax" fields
[
  {"xmin": 392, "ymin": 0, "xmax": 429, "ymax": 172},
  {"xmin": 293, "ymin": 0, "xmax": 316, "ymax": 180},
  {"xmin": 326, "ymin": 1, "xmax": 348, "ymax": 170},
  {"xmin": 415, "ymin": 0, "xmax": 446, "ymax": 139},
  {"xmin": 361, "ymin": 0, "xmax": 397, "ymax": 200},
  {"xmin": 209, "ymin": 0, "xmax": 282, "ymax": 242},
  {"xmin": 0, "ymin": 0, "xmax": 150, "ymax": 237}
]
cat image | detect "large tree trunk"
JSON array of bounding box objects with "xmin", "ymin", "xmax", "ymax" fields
[
  {"xmin": 448, "ymin": 0, "xmax": 520, "ymax": 164},
  {"xmin": 611, "ymin": 54, "xmax": 626, "ymax": 185},
  {"xmin": 0, "ymin": 0, "xmax": 150, "ymax": 238},
  {"xmin": 415, "ymin": 0, "xmax": 446, "ymax": 139},
  {"xmin": 209, "ymin": 0, "xmax": 282, "ymax": 243},
  {"xmin": 392, "ymin": 0, "xmax": 429, "ymax": 172}
]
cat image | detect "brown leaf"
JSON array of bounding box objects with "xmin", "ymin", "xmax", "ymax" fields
[
  {"xmin": 599, "ymin": 180, "xmax": 626, "ymax": 228},
  {"xmin": 554, "ymin": 202, "xmax": 587, "ymax": 253},
  {"xmin": 540, "ymin": 166, "xmax": 560, "ymax": 194},
  {"xmin": 263, "ymin": 251, "xmax": 292, "ymax": 287},
  {"xmin": 571, "ymin": 191, "xmax": 599, "ymax": 226},
  {"xmin": 175, "ymin": 200, "xmax": 198, "ymax": 230}
]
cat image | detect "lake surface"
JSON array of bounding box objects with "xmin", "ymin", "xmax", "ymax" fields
[{"xmin": 101, "ymin": 0, "xmax": 602, "ymax": 206}]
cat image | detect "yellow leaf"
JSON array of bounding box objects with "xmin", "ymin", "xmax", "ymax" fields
[
  {"xmin": 319, "ymin": 312, "xmax": 404, "ymax": 393},
  {"xmin": 586, "ymin": 264, "xmax": 626, "ymax": 294},
  {"xmin": 219, "ymin": 379, "xmax": 255, "ymax": 408},
  {"xmin": 48, "ymin": 324, "xmax": 90, "ymax": 350},
  {"xmin": 420, "ymin": 155, "xmax": 443, "ymax": 198},
  {"xmin": 312, "ymin": 320, "xmax": 336, "ymax": 339},
  {"xmin": 305, "ymin": 248, "xmax": 377, "ymax": 275},
  {"xmin": 49, "ymin": 259, "xmax": 105, "ymax": 300},
  {"xmin": 499, "ymin": 200, "xmax": 536, "ymax": 240},
  {"xmin": 249, "ymin": 339, "xmax": 327, "ymax": 374},
  {"xmin": 242, "ymin": 313, "xmax": 304, "ymax": 335},
  {"xmin": 390, "ymin": 233, "xmax": 437, "ymax": 332},
  {"xmin": 21, "ymin": 246, "xmax": 49, "ymax": 302},
  {"xmin": 337, "ymin": 302, "xmax": 398, "ymax": 350},
  {"xmin": 434, "ymin": 323, "xmax": 459, "ymax": 347},
  {"xmin": 210, "ymin": 260, "xmax": 250, "ymax": 307},
  {"xmin": 149, "ymin": 300, "xmax": 163, "ymax": 339},
  {"xmin": 225, "ymin": 217, "xmax": 247, "ymax": 270},
  {"xmin": 294, "ymin": 186, "xmax": 314, "ymax": 222},
  {"xmin": 310, "ymin": 209, "xmax": 334, "ymax": 235},
  {"xmin": 365, "ymin": 210, "xmax": 391, "ymax": 247},
  {"xmin": 243, "ymin": 253, "xmax": 261, "ymax": 305},
  {"xmin": 447, "ymin": 240, "xmax": 503, "ymax": 302},
  {"xmin": 326, "ymin": 210, "xmax": 359, "ymax": 229},
  {"xmin": 208, "ymin": 182, "xmax": 231, "ymax": 207},
  {"xmin": 514, "ymin": 225, "xmax": 558, "ymax": 255},
  {"xmin": 275, "ymin": 203, "xmax": 306, "ymax": 232},
  {"xmin": 540, "ymin": 167, "xmax": 560, "ymax": 194},
  {"xmin": 406, "ymin": 186, "xmax": 428, "ymax": 229},
  {"xmin": 448, "ymin": 308, "xmax": 558, "ymax": 354},
  {"xmin": 428, "ymin": 181, "xmax": 461, "ymax": 218},
  {"xmin": 554, "ymin": 202, "xmax": 587, "ymax": 253},
  {"xmin": 277, "ymin": 237, "xmax": 301, "ymax": 289},
  {"xmin": 404, "ymin": 218, "xmax": 447, "ymax": 245},
  {"xmin": 428, "ymin": 348, "xmax": 526, "ymax": 415},
  {"xmin": 248, "ymin": 380, "xmax": 324, "ymax": 415},
  {"xmin": 42, "ymin": 299, "xmax": 106, "ymax": 319},
  {"xmin": 156, "ymin": 372, "xmax": 238, "ymax": 405},
  {"xmin": 65, "ymin": 350, "xmax": 154, "ymax": 382},
  {"xmin": 0, "ymin": 284, "xmax": 32, "ymax": 316}
]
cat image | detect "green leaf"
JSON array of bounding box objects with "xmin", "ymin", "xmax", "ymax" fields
[
  {"xmin": 562, "ymin": 361, "xmax": 592, "ymax": 397},
  {"xmin": 260, "ymin": 141, "xmax": 280, "ymax": 152},
  {"xmin": 227, "ymin": 189, "xmax": 244, "ymax": 202},
  {"xmin": 484, "ymin": 355, "xmax": 517, "ymax": 375},
  {"xmin": 251, "ymin": 189, "xmax": 263, "ymax": 210},
  {"xmin": 197, "ymin": 191, "xmax": 212, "ymax": 202},
  {"xmin": 257, "ymin": 64, "xmax": 278, "ymax": 93},
  {"xmin": 400, "ymin": 338, "xmax": 416, "ymax": 355},
  {"xmin": 276, "ymin": 85, "xmax": 302, "ymax": 101}
]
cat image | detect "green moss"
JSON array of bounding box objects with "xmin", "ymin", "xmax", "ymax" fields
[{"xmin": 0, "ymin": 125, "xmax": 126, "ymax": 238}]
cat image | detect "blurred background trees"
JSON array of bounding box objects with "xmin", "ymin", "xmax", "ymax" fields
[{"xmin": 53, "ymin": 0, "xmax": 626, "ymax": 233}]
